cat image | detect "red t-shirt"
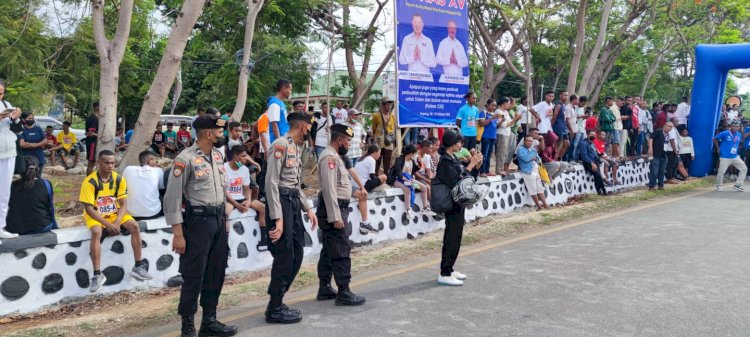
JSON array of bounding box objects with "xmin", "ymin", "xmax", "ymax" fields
[
  {"xmin": 46, "ymin": 134, "xmax": 58, "ymax": 146},
  {"xmin": 593, "ymin": 138, "xmax": 606, "ymax": 154},
  {"xmin": 177, "ymin": 130, "xmax": 191, "ymax": 145},
  {"xmin": 585, "ymin": 116, "xmax": 598, "ymax": 132}
]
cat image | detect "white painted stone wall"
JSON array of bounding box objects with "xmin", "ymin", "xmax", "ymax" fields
[{"xmin": 0, "ymin": 160, "xmax": 649, "ymax": 316}]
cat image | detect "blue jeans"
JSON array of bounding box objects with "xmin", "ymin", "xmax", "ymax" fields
[
  {"xmin": 648, "ymin": 157, "xmax": 667, "ymax": 187},
  {"xmin": 404, "ymin": 128, "xmax": 419, "ymax": 145},
  {"xmin": 566, "ymin": 132, "xmax": 584, "ymax": 161},
  {"xmin": 480, "ymin": 138, "xmax": 495, "ymax": 173},
  {"xmin": 636, "ymin": 131, "xmax": 648, "ymax": 156}
]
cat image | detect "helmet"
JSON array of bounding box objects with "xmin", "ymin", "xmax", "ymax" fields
[{"xmin": 451, "ymin": 177, "xmax": 489, "ymax": 206}]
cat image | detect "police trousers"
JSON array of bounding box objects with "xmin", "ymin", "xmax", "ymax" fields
[
  {"xmin": 266, "ymin": 187, "xmax": 305, "ymax": 298},
  {"xmin": 178, "ymin": 206, "xmax": 228, "ymax": 317},
  {"xmin": 316, "ymin": 199, "xmax": 352, "ymax": 289}
]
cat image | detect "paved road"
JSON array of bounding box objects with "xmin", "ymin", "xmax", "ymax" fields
[{"xmin": 146, "ymin": 190, "xmax": 750, "ymax": 337}]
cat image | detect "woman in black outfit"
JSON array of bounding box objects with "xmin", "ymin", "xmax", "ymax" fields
[
  {"xmin": 7, "ymin": 156, "xmax": 57, "ymax": 235},
  {"xmin": 436, "ymin": 130, "xmax": 482, "ymax": 286}
]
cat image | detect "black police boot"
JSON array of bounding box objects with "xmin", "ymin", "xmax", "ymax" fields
[
  {"xmin": 199, "ymin": 312, "xmax": 238, "ymax": 337},
  {"xmin": 181, "ymin": 315, "xmax": 197, "ymax": 337},
  {"xmin": 265, "ymin": 303, "xmax": 302, "ymax": 324},
  {"xmin": 335, "ymin": 288, "xmax": 366, "ymax": 306},
  {"xmin": 316, "ymin": 281, "xmax": 338, "ymax": 301}
]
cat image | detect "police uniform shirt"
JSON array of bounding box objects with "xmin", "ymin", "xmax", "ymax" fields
[
  {"xmin": 164, "ymin": 144, "xmax": 226, "ymax": 225},
  {"xmin": 265, "ymin": 136, "xmax": 310, "ymax": 220},
  {"xmin": 318, "ymin": 146, "xmax": 352, "ymax": 223}
]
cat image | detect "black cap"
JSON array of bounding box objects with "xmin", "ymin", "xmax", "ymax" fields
[
  {"xmin": 331, "ymin": 124, "xmax": 354, "ymax": 137},
  {"xmin": 192, "ymin": 114, "xmax": 225, "ymax": 130},
  {"xmin": 287, "ymin": 112, "xmax": 313, "ymax": 125}
]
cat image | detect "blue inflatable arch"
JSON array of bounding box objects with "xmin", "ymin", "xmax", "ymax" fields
[{"xmin": 689, "ymin": 43, "xmax": 750, "ymax": 176}]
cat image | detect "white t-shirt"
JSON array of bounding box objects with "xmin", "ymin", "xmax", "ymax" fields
[
  {"xmin": 611, "ymin": 104, "xmax": 623, "ymax": 131},
  {"xmin": 532, "ymin": 101, "xmax": 553, "ymax": 133},
  {"xmin": 565, "ymin": 103, "xmax": 577, "ymax": 133},
  {"xmin": 517, "ymin": 104, "xmax": 530, "ymax": 124},
  {"xmin": 575, "ymin": 106, "xmax": 586, "ymax": 132},
  {"xmin": 418, "ymin": 153, "xmax": 432, "ymax": 175},
  {"xmin": 314, "ymin": 114, "xmax": 332, "ymax": 147},
  {"xmin": 352, "ymin": 156, "xmax": 376, "ymax": 185},
  {"xmin": 223, "ymin": 162, "xmax": 250, "ymax": 201},
  {"xmin": 679, "ymin": 136, "xmax": 694, "ymax": 155},
  {"xmin": 331, "ymin": 108, "xmax": 348, "ymax": 125},
  {"xmin": 495, "ymin": 109, "xmax": 512, "ymax": 136},
  {"xmin": 122, "ymin": 166, "xmax": 164, "ymax": 217}
]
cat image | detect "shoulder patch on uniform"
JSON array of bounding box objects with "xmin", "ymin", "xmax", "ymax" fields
[
  {"xmin": 327, "ymin": 156, "xmax": 336, "ymax": 170},
  {"xmin": 274, "ymin": 146, "xmax": 285, "ymax": 159},
  {"xmin": 173, "ymin": 160, "xmax": 186, "ymax": 177}
]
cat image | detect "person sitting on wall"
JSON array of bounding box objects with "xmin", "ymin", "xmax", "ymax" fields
[
  {"xmin": 351, "ymin": 144, "xmax": 387, "ymax": 235},
  {"xmin": 163, "ymin": 122, "xmax": 179, "ymax": 158},
  {"xmin": 80, "ymin": 150, "xmax": 152, "ymax": 293},
  {"xmin": 594, "ymin": 130, "xmax": 620, "ymax": 185},
  {"xmin": 517, "ymin": 135, "xmax": 551, "ymax": 210},
  {"xmin": 387, "ymin": 144, "xmax": 436, "ymax": 218},
  {"xmin": 224, "ymin": 145, "xmax": 266, "ymax": 232},
  {"xmin": 151, "ymin": 123, "xmax": 166, "ymax": 157},
  {"xmin": 122, "ymin": 150, "xmax": 164, "ymax": 220},
  {"xmin": 6, "ymin": 156, "xmax": 58, "ymax": 235}
]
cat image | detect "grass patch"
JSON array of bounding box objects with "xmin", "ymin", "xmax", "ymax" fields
[{"xmin": 77, "ymin": 322, "xmax": 96, "ymax": 331}]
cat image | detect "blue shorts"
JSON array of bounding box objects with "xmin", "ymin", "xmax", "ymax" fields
[
  {"xmin": 606, "ymin": 130, "xmax": 621, "ymax": 145},
  {"xmin": 553, "ymin": 125, "xmax": 568, "ymax": 140}
]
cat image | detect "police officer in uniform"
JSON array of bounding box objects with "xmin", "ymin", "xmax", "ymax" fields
[
  {"xmin": 316, "ymin": 124, "xmax": 366, "ymax": 306},
  {"xmin": 164, "ymin": 114, "xmax": 238, "ymax": 337},
  {"xmin": 264, "ymin": 112, "xmax": 318, "ymax": 324}
]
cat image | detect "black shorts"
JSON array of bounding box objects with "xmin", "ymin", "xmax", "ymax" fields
[
  {"xmin": 85, "ymin": 139, "xmax": 97, "ymax": 162},
  {"xmin": 58, "ymin": 147, "xmax": 79, "ymax": 156},
  {"xmin": 364, "ymin": 177, "xmax": 382, "ymax": 192}
]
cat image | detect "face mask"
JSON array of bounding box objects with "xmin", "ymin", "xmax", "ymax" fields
[
  {"xmin": 589, "ymin": 136, "xmax": 596, "ymax": 140},
  {"xmin": 212, "ymin": 134, "xmax": 226, "ymax": 148},
  {"xmin": 26, "ymin": 120, "xmax": 35, "ymax": 126},
  {"xmin": 338, "ymin": 143, "xmax": 348, "ymax": 156},
  {"xmin": 235, "ymin": 160, "xmax": 244, "ymax": 168}
]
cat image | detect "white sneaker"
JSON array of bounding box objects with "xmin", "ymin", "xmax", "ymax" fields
[
  {"xmin": 437, "ymin": 275, "xmax": 463, "ymax": 286},
  {"xmin": 451, "ymin": 271, "xmax": 467, "ymax": 280},
  {"xmin": 716, "ymin": 185, "xmax": 723, "ymax": 192},
  {"xmin": 406, "ymin": 209, "xmax": 415, "ymax": 219},
  {"xmin": 422, "ymin": 207, "xmax": 436, "ymax": 216},
  {"xmin": 90, "ymin": 274, "xmax": 107, "ymax": 293},
  {"xmin": 0, "ymin": 229, "xmax": 18, "ymax": 239}
]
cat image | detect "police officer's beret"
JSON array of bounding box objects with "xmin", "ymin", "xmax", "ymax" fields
[
  {"xmin": 193, "ymin": 114, "xmax": 226, "ymax": 130},
  {"xmin": 287, "ymin": 112, "xmax": 313, "ymax": 125},
  {"xmin": 331, "ymin": 124, "xmax": 354, "ymax": 137}
]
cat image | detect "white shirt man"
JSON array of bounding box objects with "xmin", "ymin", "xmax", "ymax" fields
[
  {"xmin": 122, "ymin": 157, "xmax": 164, "ymax": 218},
  {"xmin": 314, "ymin": 112, "xmax": 332, "ymax": 149},
  {"xmin": 332, "ymin": 104, "xmax": 348, "ymax": 125},
  {"xmin": 531, "ymin": 101, "xmax": 554, "ymax": 134},
  {"xmin": 435, "ymin": 21, "xmax": 468, "ymax": 76},
  {"xmin": 398, "ymin": 15, "xmax": 436, "ymax": 73},
  {"xmin": 676, "ymin": 101, "xmax": 690, "ymax": 125}
]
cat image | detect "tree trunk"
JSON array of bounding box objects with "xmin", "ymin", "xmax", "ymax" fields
[
  {"xmin": 566, "ymin": 0, "xmax": 587, "ymax": 93},
  {"xmin": 351, "ymin": 49, "xmax": 394, "ymax": 110},
  {"xmin": 577, "ymin": 0, "xmax": 613, "ymax": 96},
  {"xmin": 119, "ymin": 0, "xmax": 206, "ymax": 169},
  {"xmin": 231, "ymin": 0, "xmax": 265, "ymax": 121},
  {"xmin": 91, "ymin": 0, "xmax": 134, "ymax": 156},
  {"xmin": 551, "ymin": 64, "xmax": 562, "ymax": 92},
  {"xmin": 639, "ymin": 49, "xmax": 668, "ymax": 98}
]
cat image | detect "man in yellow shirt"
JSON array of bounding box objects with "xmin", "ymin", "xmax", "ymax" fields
[
  {"xmin": 79, "ymin": 150, "xmax": 151, "ymax": 293},
  {"xmin": 56, "ymin": 121, "xmax": 80, "ymax": 169}
]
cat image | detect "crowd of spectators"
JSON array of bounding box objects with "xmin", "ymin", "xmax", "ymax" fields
[{"xmin": 1, "ymin": 77, "xmax": 750, "ymax": 293}]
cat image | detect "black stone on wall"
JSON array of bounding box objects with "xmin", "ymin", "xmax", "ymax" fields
[
  {"xmin": 32, "ymin": 253, "xmax": 47, "ymax": 269},
  {"xmin": 102, "ymin": 266, "xmax": 125, "ymax": 285},
  {"xmin": 65, "ymin": 252, "xmax": 77, "ymax": 265},
  {"xmin": 41, "ymin": 273, "xmax": 64, "ymax": 294},
  {"xmin": 1, "ymin": 276, "xmax": 30, "ymax": 300}
]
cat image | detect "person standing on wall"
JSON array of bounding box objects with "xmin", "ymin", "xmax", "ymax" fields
[
  {"xmin": 0, "ymin": 83, "xmax": 21, "ymax": 239},
  {"xmin": 435, "ymin": 130, "xmax": 482, "ymax": 286},
  {"xmin": 269, "ymin": 79, "xmax": 292, "ymax": 143},
  {"xmin": 316, "ymin": 124, "xmax": 366, "ymax": 306},
  {"xmin": 456, "ymin": 92, "xmax": 479, "ymax": 150},
  {"xmin": 264, "ymin": 112, "xmax": 318, "ymax": 324},
  {"xmin": 164, "ymin": 114, "xmax": 238, "ymax": 337},
  {"xmin": 371, "ymin": 99, "xmax": 396, "ymax": 174}
]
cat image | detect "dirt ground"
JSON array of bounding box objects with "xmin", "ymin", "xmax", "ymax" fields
[{"xmin": 0, "ymin": 179, "xmax": 712, "ymax": 337}]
